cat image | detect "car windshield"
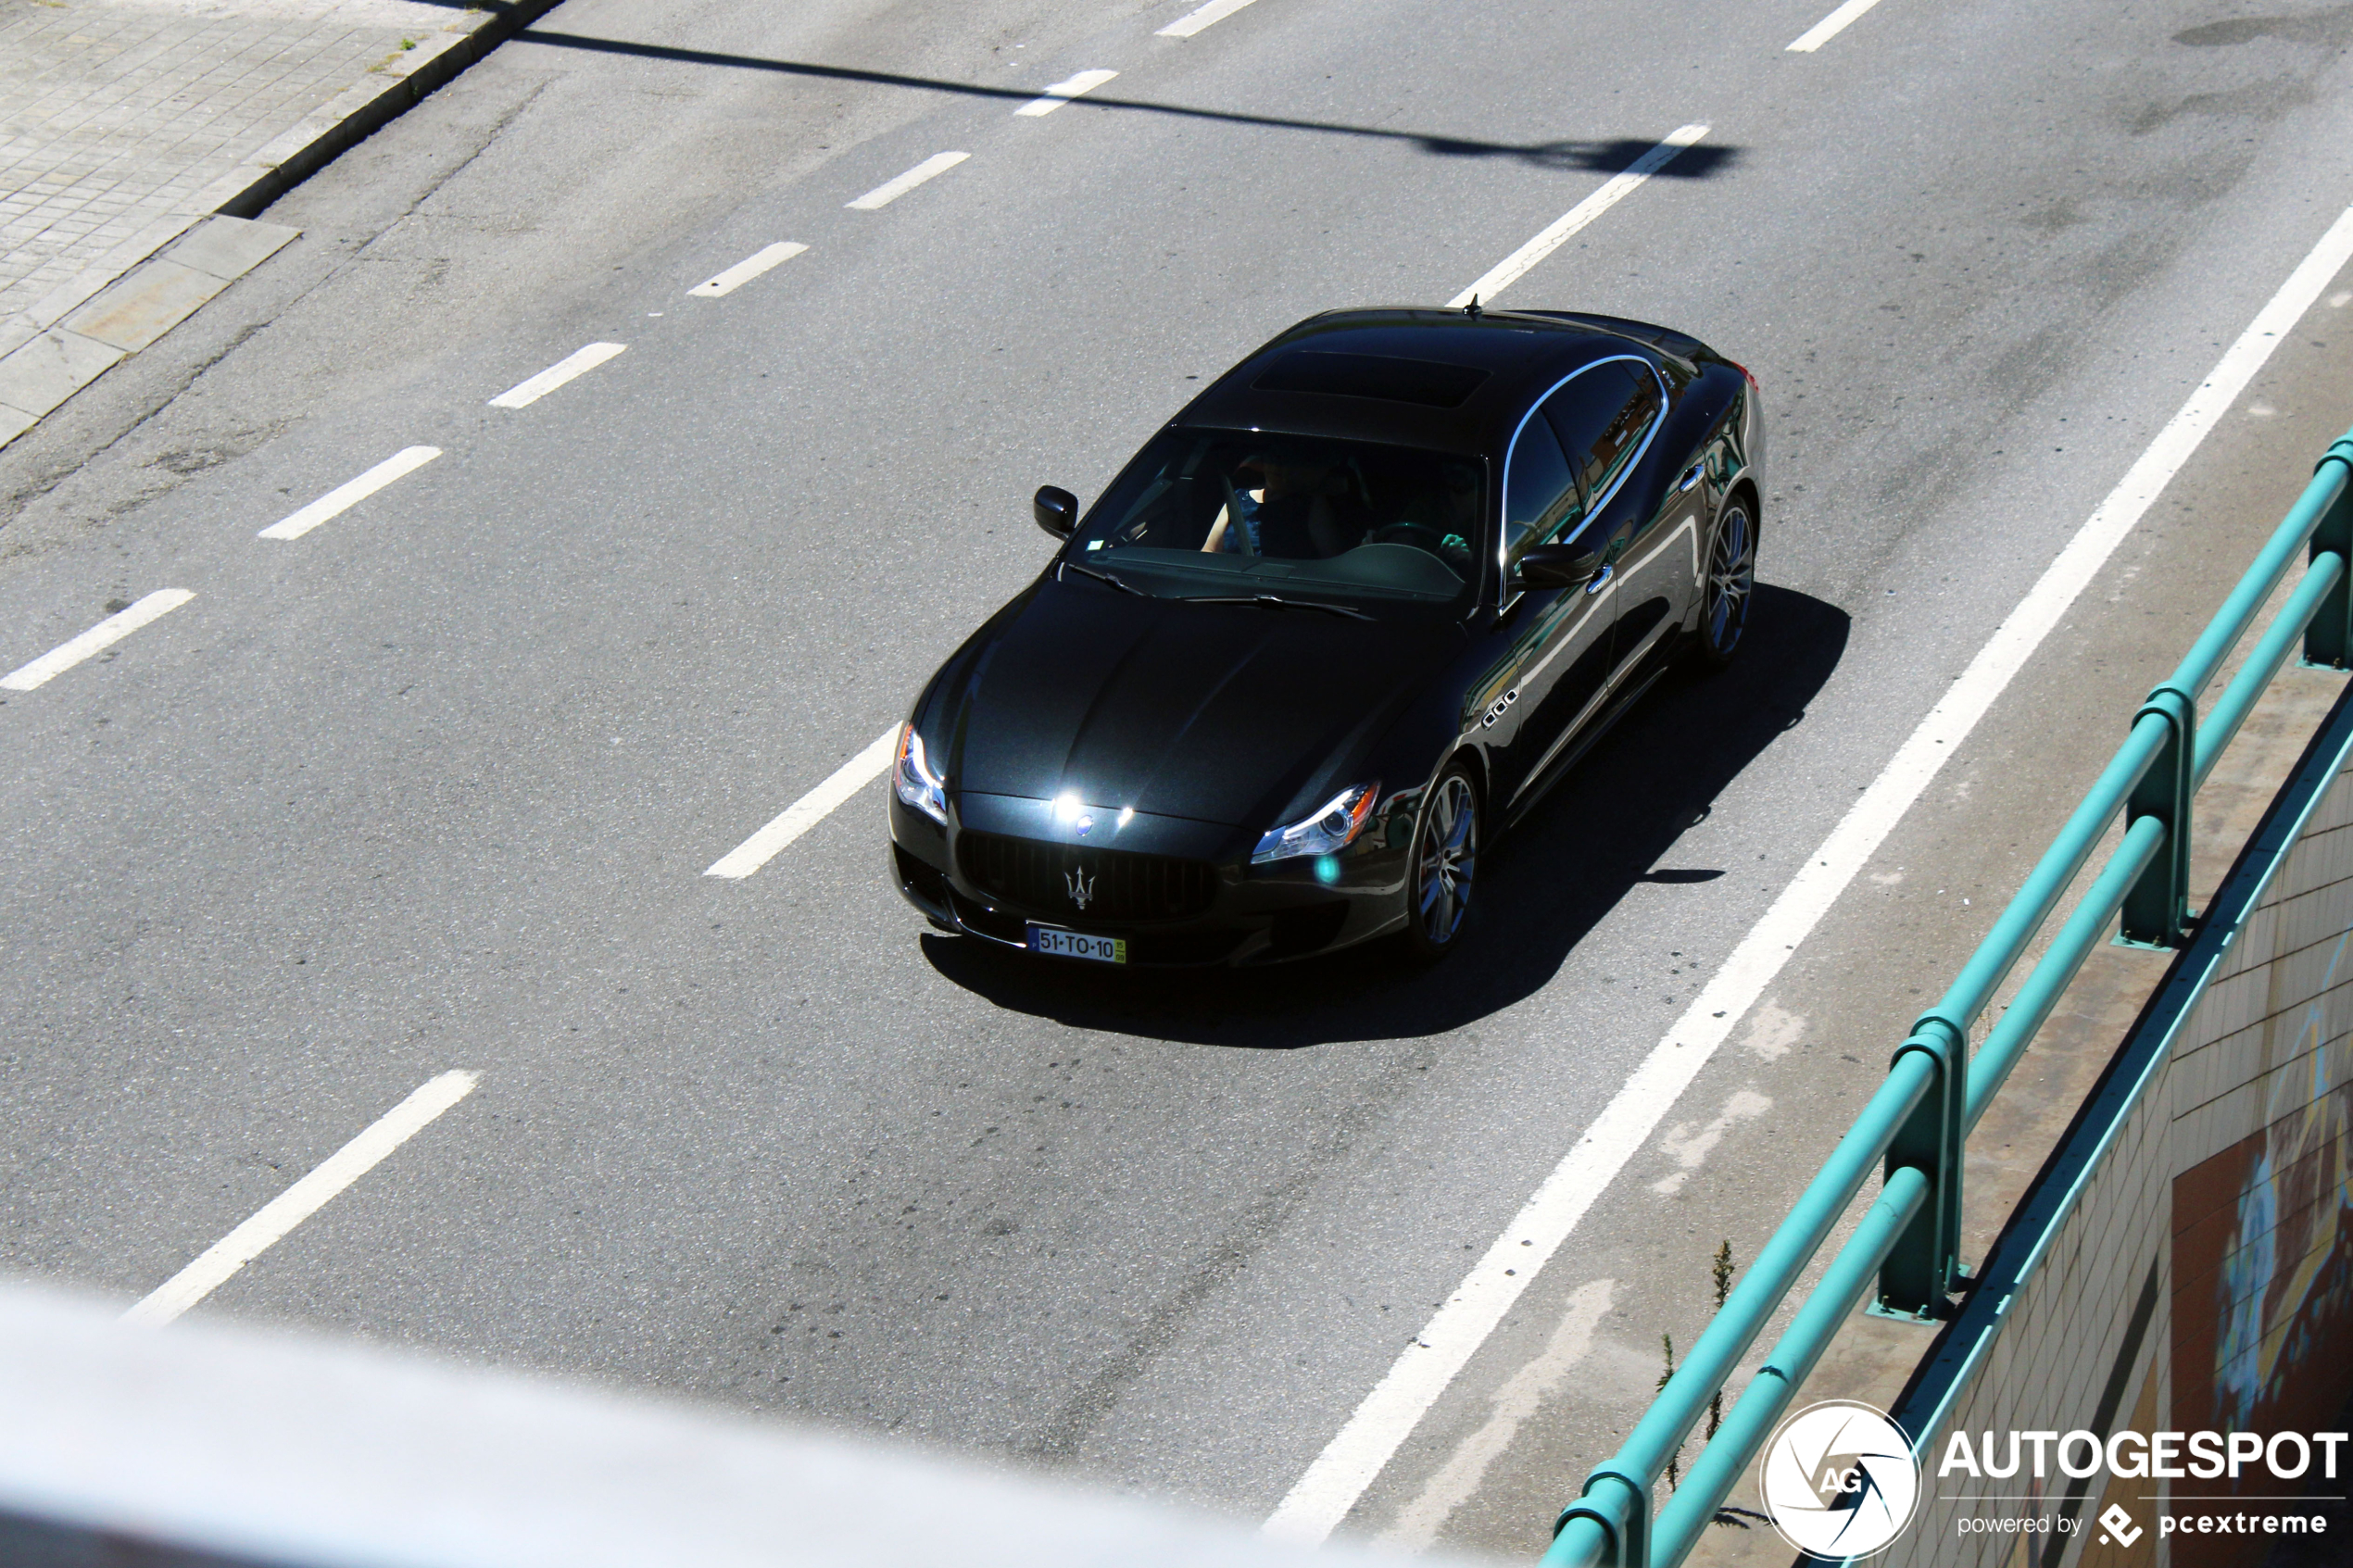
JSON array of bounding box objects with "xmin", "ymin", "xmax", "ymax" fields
[{"xmin": 1065, "ymin": 431, "xmax": 1485, "ymax": 610}]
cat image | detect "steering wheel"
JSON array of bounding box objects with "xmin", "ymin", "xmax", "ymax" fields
[{"xmin": 1368, "ymin": 521, "xmax": 1472, "ymax": 568}]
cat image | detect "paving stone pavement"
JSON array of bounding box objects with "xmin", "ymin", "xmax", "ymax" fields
[
  {"xmin": 0, "ymin": 0, "xmax": 476, "ymax": 323},
  {"xmin": 0, "ymin": 0, "xmax": 550, "ymax": 448}
]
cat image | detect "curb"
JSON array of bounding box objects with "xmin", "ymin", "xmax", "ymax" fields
[
  {"xmin": 207, "ymin": 0, "xmax": 568, "ymax": 227},
  {"xmin": 0, "ymin": 0, "xmax": 567, "ymax": 454}
]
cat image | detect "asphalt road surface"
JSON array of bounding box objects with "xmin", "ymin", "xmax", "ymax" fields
[{"xmin": 5, "ymin": 0, "xmax": 2353, "ymax": 1556}]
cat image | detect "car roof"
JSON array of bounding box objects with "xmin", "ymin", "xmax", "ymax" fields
[{"xmin": 1168, "ymin": 307, "xmax": 1684, "ymax": 457}]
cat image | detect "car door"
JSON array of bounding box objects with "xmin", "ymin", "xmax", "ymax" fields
[
  {"xmin": 1481, "ymin": 395, "xmax": 1617, "ymax": 814},
  {"xmin": 1487, "ymin": 358, "xmax": 1669, "ymax": 807},
  {"xmin": 1554, "ymin": 359, "xmax": 1681, "ymax": 676}
]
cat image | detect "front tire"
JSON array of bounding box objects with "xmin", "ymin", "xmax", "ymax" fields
[
  {"xmin": 1690, "ymin": 498, "xmax": 1755, "ymax": 671},
  {"xmin": 1404, "ymin": 764, "xmax": 1480, "ymax": 962}
]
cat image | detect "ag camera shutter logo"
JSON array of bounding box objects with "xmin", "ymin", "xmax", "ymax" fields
[{"xmin": 1758, "ymin": 1400, "xmax": 1921, "ymax": 1558}]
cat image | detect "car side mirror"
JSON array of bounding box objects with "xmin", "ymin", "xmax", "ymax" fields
[
  {"xmin": 1034, "ymin": 485, "xmax": 1079, "ymax": 539},
  {"xmin": 1516, "ymin": 542, "xmax": 1602, "ymax": 590}
]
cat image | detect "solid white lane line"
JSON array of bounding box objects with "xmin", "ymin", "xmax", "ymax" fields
[
  {"xmin": 1446, "ymin": 125, "xmax": 1710, "ymax": 308},
  {"xmin": 1264, "ymin": 203, "xmax": 2353, "ymax": 1549},
  {"xmin": 487, "ymin": 343, "xmax": 626, "ymax": 408},
  {"xmin": 1788, "ymin": 0, "xmax": 1889, "ymax": 51},
  {"xmin": 847, "ymin": 153, "xmax": 969, "ymax": 211},
  {"xmin": 1156, "ymin": 0, "xmax": 1262, "ymax": 37},
  {"xmin": 706, "ymin": 726, "xmax": 900, "ymax": 879},
  {"xmin": 1015, "ymin": 69, "xmax": 1119, "ymax": 117},
  {"xmin": 1, "ymin": 589, "xmax": 194, "ymax": 693},
  {"xmin": 121, "ymin": 1071, "xmax": 479, "ymax": 1329},
  {"xmin": 258, "ymin": 446, "xmax": 441, "ymax": 541},
  {"xmin": 689, "ymin": 242, "xmax": 809, "ymax": 298}
]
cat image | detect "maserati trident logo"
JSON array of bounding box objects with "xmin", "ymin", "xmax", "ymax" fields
[{"xmin": 1065, "ymin": 866, "xmax": 1095, "ymax": 910}]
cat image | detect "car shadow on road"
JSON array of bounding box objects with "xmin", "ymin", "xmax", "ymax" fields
[{"xmin": 919, "ymin": 583, "xmax": 1849, "ymax": 1047}]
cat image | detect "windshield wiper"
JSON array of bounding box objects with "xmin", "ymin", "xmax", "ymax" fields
[
  {"xmin": 1179, "ymin": 594, "xmax": 1374, "ymax": 621},
  {"xmin": 1062, "ymin": 559, "xmax": 1141, "ymax": 595}
]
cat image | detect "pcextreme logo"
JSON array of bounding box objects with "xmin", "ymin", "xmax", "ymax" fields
[{"xmin": 1758, "ymin": 1400, "xmax": 1922, "ymax": 1559}]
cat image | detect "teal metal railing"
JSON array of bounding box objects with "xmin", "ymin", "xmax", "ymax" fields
[{"xmin": 1540, "ymin": 424, "xmax": 2353, "ymax": 1568}]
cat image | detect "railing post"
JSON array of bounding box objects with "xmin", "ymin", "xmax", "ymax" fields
[
  {"xmin": 1554, "ymin": 1469, "xmax": 1647, "ymax": 1567},
  {"xmin": 2303, "ymin": 436, "xmax": 2353, "ymax": 670},
  {"xmin": 2118, "ymin": 688, "xmax": 2196, "ymax": 947},
  {"xmin": 1874, "ymin": 1019, "xmax": 1963, "ymax": 1316}
]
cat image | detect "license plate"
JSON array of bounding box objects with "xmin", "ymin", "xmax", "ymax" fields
[{"xmin": 1027, "ymin": 925, "xmax": 1127, "ymax": 964}]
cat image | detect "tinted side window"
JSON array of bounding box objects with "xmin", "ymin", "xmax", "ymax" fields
[
  {"xmin": 1502, "ymin": 413, "xmax": 1579, "ymax": 568},
  {"xmin": 1544, "ymin": 362, "xmax": 1663, "ymax": 512}
]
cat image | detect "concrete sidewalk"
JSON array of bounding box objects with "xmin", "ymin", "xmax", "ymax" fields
[{"xmin": 0, "ymin": 0, "xmax": 523, "ymax": 449}]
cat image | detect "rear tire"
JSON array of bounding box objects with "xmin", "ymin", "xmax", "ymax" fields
[
  {"xmin": 1689, "ymin": 498, "xmax": 1756, "ymax": 671},
  {"xmin": 1403, "ymin": 763, "xmax": 1480, "ymax": 962}
]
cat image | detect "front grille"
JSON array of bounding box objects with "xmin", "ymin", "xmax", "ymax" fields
[{"xmin": 957, "ymin": 831, "xmax": 1217, "ymax": 922}]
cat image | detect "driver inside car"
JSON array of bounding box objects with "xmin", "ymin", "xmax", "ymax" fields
[{"xmin": 1201, "ymin": 455, "xmax": 1364, "ymax": 558}]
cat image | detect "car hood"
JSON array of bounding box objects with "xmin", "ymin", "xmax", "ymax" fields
[{"xmin": 943, "ymin": 575, "xmax": 1459, "ymax": 830}]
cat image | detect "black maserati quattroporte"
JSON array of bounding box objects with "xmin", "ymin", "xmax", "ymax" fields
[{"xmin": 887, "ymin": 307, "xmax": 1764, "ymax": 965}]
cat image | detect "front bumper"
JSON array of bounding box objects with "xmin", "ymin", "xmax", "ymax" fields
[{"xmin": 886, "ymin": 788, "xmax": 1412, "ymax": 966}]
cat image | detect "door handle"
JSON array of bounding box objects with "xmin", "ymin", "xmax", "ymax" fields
[
  {"xmin": 1583, "ymin": 563, "xmax": 1615, "ymax": 596},
  {"xmin": 1677, "ymin": 461, "xmax": 1705, "ymax": 493}
]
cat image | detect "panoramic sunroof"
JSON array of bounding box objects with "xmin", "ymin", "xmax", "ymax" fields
[{"xmin": 1252, "ymin": 350, "xmax": 1491, "ymax": 409}]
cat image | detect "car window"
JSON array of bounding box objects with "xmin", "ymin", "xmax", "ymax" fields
[
  {"xmin": 1544, "ymin": 360, "xmax": 1663, "ymax": 514},
  {"xmin": 1069, "ymin": 431, "xmax": 1485, "ymax": 610},
  {"xmin": 1501, "ymin": 413, "xmax": 1579, "ymax": 571}
]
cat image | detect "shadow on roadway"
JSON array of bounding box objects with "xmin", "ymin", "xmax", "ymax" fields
[
  {"xmin": 510, "ymin": 29, "xmax": 1741, "ymax": 177},
  {"xmin": 921, "ymin": 583, "xmax": 1849, "ymax": 1047}
]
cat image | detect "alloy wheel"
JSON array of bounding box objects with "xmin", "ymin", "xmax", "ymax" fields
[
  {"xmin": 1416, "ymin": 773, "xmax": 1478, "ymax": 947},
  {"xmin": 1705, "ymin": 504, "xmax": 1755, "ymax": 659}
]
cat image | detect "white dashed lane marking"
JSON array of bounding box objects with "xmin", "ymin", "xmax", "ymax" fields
[
  {"xmin": 1156, "ymin": 0, "xmax": 1263, "ymax": 37},
  {"xmin": 706, "ymin": 726, "xmax": 900, "ymax": 879},
  {"xmin": 122, "ymin": 1071, "xmax": 480, "ymax": 1328},
  {"xmin": 1015, "ymin": 69, "xmax": 1118, "ymax": 116},
  {"xmin": 690, "ymin": 242, "xmax": 809, "ymax": 297},
  {"xmin": 258, "ymin": 446, "xmax": 441, "ymax": 541},
  {"xmin": 488, "ymin": 343, "xmax": 627, "ymax": 408},
  {"xmin": 1788, "ymin": 0, "xmax": 1890, "ymax": 51},
  {"xmin": 1, "ymin": 589, "xmax": 195, "ymax": 693},
  {"xmin": 847, "ymin": 153, "xmax": 969, "ymax": 211},
  {"xmin": 1448, "ymin": 124, "xmax": 1710, "ymax": 308}
]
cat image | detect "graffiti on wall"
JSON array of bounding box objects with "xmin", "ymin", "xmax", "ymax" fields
[{"xmin": 2176, "ymin": 934, "xmax": 2353, "ymax": 1452}]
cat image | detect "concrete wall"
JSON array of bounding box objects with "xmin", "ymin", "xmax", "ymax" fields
[{"xmin": 0, "ymin": 1282, "xmax": 1456, "ymax": 1568}]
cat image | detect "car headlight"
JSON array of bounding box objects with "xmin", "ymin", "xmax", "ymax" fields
[
  {"xmin": 895, "ymin": 721, "xmax": 947, "ymax": 824},
  {"xmin": 1252, "ymin": 781, "xmax": 1380, "ymax": 865}
]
